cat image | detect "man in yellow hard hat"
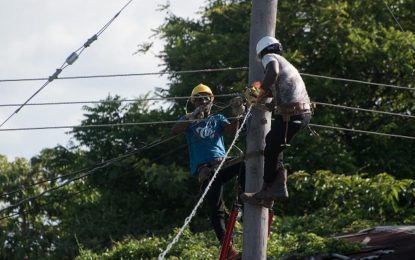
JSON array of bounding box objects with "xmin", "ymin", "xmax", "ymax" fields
[{"xmin": 172, "ymin": 83, "xmax": 245, "ymax": 260}]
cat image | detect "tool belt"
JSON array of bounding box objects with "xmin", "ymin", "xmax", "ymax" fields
[
  {"xmin": 273, "ymin": 102, "xmax": 313, "ymax": 122},
  {"xmin": 276, "ymin": 102, "xmax": 311, "ymax": 114},
  {"xmin": 197, "ymin": 158, "xmax": 223, "ymax": 183},
  {"xmin": 196, "ymin": 156, "xmax": 243, "ymax": 183}
]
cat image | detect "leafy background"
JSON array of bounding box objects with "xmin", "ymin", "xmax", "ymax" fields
[{"xmin": 1, "ymin": 0, "xmax": 414, "ymax": 259}]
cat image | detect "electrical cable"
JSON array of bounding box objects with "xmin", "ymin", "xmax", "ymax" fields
[
  {"xmin": 382, "ymin": 0, "xmax": 404, "ymax": 32},
  {"xmin": 0, "ymin": 0, "xmax": 134, "ymax": 128},
  {"xmin": 0, "ymin": 96, "xmax": 412, "ymax": 121},
  {"xmin": 0, "ymin": 94, "xmax": 239, "ymax": 107},
  {"xmin": 0, "ymin": 120, "xmax": 206, "ymax": 132},
  {"xmin": 314, "ymin": 101, "xmax": 415, "ymax": 119},
  {"xmin": 301, "ymin": 73, "xmax": 414, "ymax": 91},
  {"xmin": 0, "ymin": 134, "xmax": 178, "ymax": 215},
  {"xmin": 1, "ymin": 118, "xmax": 414, "ymax": 141},
  {"xmin": 0, "ymin": 68, "xmax": 413, "ymax": 92},
  {"xmin": 0, "ymin": 67, "xmax": 249, "ymax": 83},
  {"xmin": 309, "ymin": 123, "xmax": 415, "ymax": 140},
  {"xmin": 0, "ymin": 103, "xmax": 233, "ymax": 210},
  {"xmin": 0, "ymin": 104, "xmax": 232, "ymax": 201},
  {"xmin": 0, "ymin": 185, "xmax": 97, "ymax": 222},
  {"xmin": 0, "ymin": 102, "xmax": 234, "ymax": 198}
]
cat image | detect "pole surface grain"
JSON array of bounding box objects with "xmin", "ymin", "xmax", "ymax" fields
[{"xmin": 243, "ymin": 0, "xmax": 278, "ymax": 259}]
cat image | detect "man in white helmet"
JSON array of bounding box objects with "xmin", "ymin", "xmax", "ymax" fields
[
  {"xmin": 241, "ymin": 36, "xmax": 312, "ymax": 207},
  {"xmin": 172, "ymin": 83, "xmax": 245, "ymax": 259}
]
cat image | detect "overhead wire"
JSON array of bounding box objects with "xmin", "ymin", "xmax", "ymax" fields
[
  {"xmin": 0, "ymin": 94, "xmax": 239, "ymax": 107},
  {"xmin": 382, "ymin": 0, "xmax": 404, "ymax": 32},
  {"xmin": 0, "ymin": 185, "xmax": 96, "ymax": 221},
  {"xmin": 0, "ymin": 102, "xmax": 234, "ymax": 198},
  {"xmin": 0, "ymin": 68, "xmax": 413, "ymax": 91},
  {"xmin": 0, "ymin": 117, "xmax": 412, "ymax": 140},
  {"xmin": 0, "ymin": 120, "xmax": 208, "ymax": 132},
  {"xmin": 300, "ymin": 72, "xmax": 414, "ymax": 91},
  {"xmin": 0, "ymin": 0, "xmax": 134, "ymax": 128},
  {"xmin": 0, "ymin": 105, "xmax": 238, "ymax": 220},
  {"xmin": 314, "ymin": 101, "xmax": 415, "ymax": 119},
  {"xmin": 309, "ymin": 123, "xmax": 415, "ymax": 140},
  {"xmin": 0, "ymin": 96, "xmax": 413, "ymax": 141},
  {"xmin": 0, "ymin": 134, "xmax": 201, "ymax": 221},
  {"xmin": 0, "ymin": 95, "xmax": 412, "ymax": 120},
  {"xmin": 0, "ymin": 67, "xmax": 249, "ymax": 83},
  {"xmin": 0, "ymin": 134, "xmax": 178, "ymax": 216},
  {"xmin": 1, "ymin": 0, "xmax": 413, "ymax": 254}
]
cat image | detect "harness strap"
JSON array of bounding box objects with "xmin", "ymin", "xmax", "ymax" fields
[{"xmin": 254, "ymin": 102, "xmax": 315, "ymax": 117}]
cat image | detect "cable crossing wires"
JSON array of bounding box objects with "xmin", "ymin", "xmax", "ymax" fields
[
  {"xmin": 0, "ymin": 134, "xmax": 178, "ymax": 219},
  {"xmin": 300, "ymin": 72, "xmax": 414, "ymax": 91},
  {"xmin": 0, "ymin": 0, "xmax": 134, "ymax": 128},
  {"xmin": 0, "ymin": 67, "xmax": 249, "ymax": 83},
  {"xmin": 309, "ymin": 123, "xmax": 415, "ymax": 140}
]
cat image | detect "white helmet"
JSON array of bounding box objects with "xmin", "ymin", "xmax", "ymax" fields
[{"xmin": 256, "ymin": 36, "xmax": 282, "ymax": 58}]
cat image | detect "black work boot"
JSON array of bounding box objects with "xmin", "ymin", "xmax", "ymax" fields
[{"xmin": 240, "ymin": 169, "xmax": 288, "ymax": 207}]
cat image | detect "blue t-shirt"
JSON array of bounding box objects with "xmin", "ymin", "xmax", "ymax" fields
[{"xmin": 183, "ymin": 114, "xmax": 229, "ymax": 175}]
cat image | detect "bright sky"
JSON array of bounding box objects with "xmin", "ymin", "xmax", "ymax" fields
[{"xmin": 0, "ymin": 0, "xmax": 205, "ymax": 160}]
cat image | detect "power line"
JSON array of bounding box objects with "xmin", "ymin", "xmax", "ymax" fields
[
  {"xmin": 0, "ymin": 94, "xmax": 239, "ymax": 107},
  {"xmin": 0, "ymin": 134, "xmax": 178, "ymax": 216},
  {"xmin": 1, "ymin": 120, "xmax": 414, "ymax": 140},
  {"xmin": 382, "ymin": 0, "xmax": 404, "ymax": 32},
  {"xmin": 301, "ymin": 73, "xmax": 414, "ymax": 91},
  {"xmin": 0, "ymin": 104, "xmax": 413, "ymax": 134},
  {"xmin": 0, "ymin": 137, "xmax": 189, "ymax": 221},
  {"xmin": 0, "ymin": 185, "xmax": 96, "ymax": 221},
  {"xmin": 0, "ymin": 105, "xmax": 234, "ymax": 202},
  {"xmin": 0, "ymin": 0, "xmax": 134, "ymax": 129},
  {"xmin": 0, "ymin": 120, "xmax": 203, "ymax": 132},
  {"xmin": 1, "ymin": 68, "xmax": 413, "ymax": 92},
  {"xmin": 0, "ymin": 67, "xmax": 249, "ymax": 83},
  {"xmin": 1, "ymin": 96, "xmax": 412, "ymax": 121},
  {"xmin": 309, "ymin": 123, "xmax": 415, "ymax": 140},
  {"xmin": 314, "ymin": 101, "xmax": 415, "ymax": 119},
  {"xmin": 0, "ymin": 164, "xmax": 96, "ymax": 199}
]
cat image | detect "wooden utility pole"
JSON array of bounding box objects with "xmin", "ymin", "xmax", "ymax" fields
[{"xmin": 243, "ymin": 0, "xmax": 278, "ymax": 259}]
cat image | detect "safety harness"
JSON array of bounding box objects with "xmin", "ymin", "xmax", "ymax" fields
[{"xmin": 253, "ymin": 100, "xmax": 314, "ymax": 146}]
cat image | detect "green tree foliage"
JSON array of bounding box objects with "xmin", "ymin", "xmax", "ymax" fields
[
  {"xmin": 158, "ymin": 0, "xmax": 251, "ymax": 113},
  {"xmin": 2, "ymin": 0, "xmax": 415, "ymax": 259},
  {"xmin": 0, "ymin": 155, "xmax": 65, "ymax": 259},
  {"xmin": 76, "ymin": 170, "xmax": 415, "ymax": 259},
  {"xmin": 158, "ymin": 0, "xmax": 415, "ymax": 178}
]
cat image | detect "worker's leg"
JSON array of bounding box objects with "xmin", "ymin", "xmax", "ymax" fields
[
  {"xmin": 264, "ymin": 113, "xmax": 311, "ymax": 182},
  {"xmin": 219, "ymin": 161, "xmax": 245, "ymax": 192},
  {"xmin": 202, "ymin": 170, "xmax": 226, "ymax": 242},
  {"xmin": 241, "ymin": 113, "xmax": 311, "ymax": 205}
]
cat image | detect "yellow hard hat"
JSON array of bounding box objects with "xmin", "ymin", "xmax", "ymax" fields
[{"xmin": 190, "ymin": 83, "xmax": 214, "ymax": 103}]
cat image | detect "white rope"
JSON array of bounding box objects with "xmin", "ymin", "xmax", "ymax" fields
[{"xmin": 158, "ymin": 105, "xmax": 252, "ymax": 260}]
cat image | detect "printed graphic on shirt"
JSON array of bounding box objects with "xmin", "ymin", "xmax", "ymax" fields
[
  {"xmin": 194, "ymin": 119, "xmax": 217, "ymax": 139},
  {"xmin": 185, "ymin": 114, "xmax": 228, "ymax": 175}
]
